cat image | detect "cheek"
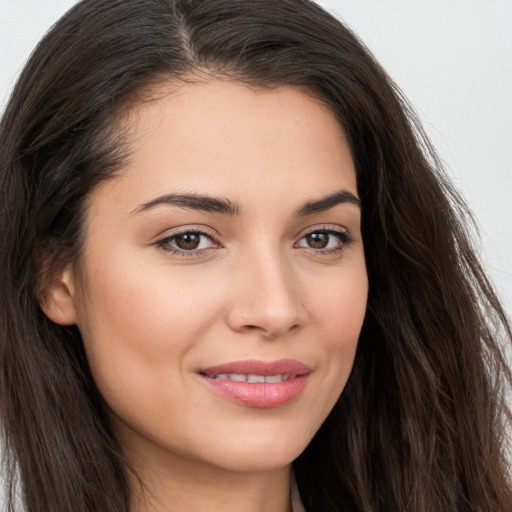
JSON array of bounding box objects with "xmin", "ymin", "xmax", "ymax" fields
[
  {"xmin": 327, "ymin": 277, "xmax": 367, "ymax": 350},
  {"xmin": 314, "ymin": 263, "xmax": 368, "ymax": 392},
  {"xmin": 81, "ymin": 256, "xmax": 220, "ymax": 335},
  {"xmin": 74, "ymin": 258, "xmax": 226, "ymax": 400},
  {"xmin": 315, "ymin": 257, "xmax": 368, "ymax": 336}
]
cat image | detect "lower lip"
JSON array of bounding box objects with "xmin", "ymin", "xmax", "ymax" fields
[{"xmin": 200, "ymin": 374, "xmax": 309, "ymax": 408}]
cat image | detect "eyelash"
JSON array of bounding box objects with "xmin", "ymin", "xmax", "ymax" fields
[
  {"xmin": 294, "ymin": 227, "xmax": 354, "ymax": 255},
  {"xmin": 155, "ymin": 226, "xmax": 354, "ymax": 257},
  {"xmin": 155, "ymin": 228, "xmax": 220, "ymax": 257}
]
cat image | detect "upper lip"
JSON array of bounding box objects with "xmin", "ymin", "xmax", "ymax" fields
[{"xmin": 200, "ymin": 359, "xmax": 311, "ymax": 377}]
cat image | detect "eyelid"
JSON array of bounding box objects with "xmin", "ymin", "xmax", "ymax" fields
[
  {"xmin": 294, "ymin": 225, "xmax": 354, "ymax": 252},
  {"xmin": 154, "ymin": 225, "xmax": 222, "ymax": 255},
  {"xmin": 152, "ymin": 223, "xmax": 354, "ymax": 257},
  {"xmin": 154, "ymin": 225, "xmax": 219, "ymax": 240},
  {"xmin": 296, "ymin": 224, "xmax": 353, "ymax": 240}
]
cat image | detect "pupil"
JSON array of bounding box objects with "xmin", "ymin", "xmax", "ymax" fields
[
  {"xmin": 176, "ymin": 233, "xmax": 201, "ymax": 250},
  {"xmin": 307, "ymin": 232, "xmax": 328, "ymax": 249}
]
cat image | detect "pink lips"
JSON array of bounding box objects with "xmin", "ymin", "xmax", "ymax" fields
[{"xmin": 199, "ymin": 359, "xmax": 311, "ymax": 408}]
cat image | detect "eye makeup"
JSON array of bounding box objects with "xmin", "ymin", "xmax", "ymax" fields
[{"xmin": 154, "ymin": 224, "xmax": 354, "ymax": 258}]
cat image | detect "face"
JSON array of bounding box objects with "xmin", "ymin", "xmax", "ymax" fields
[{"xmin": 51, "ymin": 81, "xmax": 368, "ymax": 475}]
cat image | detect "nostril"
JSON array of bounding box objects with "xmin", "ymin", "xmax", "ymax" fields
[{"xmin": 242, "ymin": 323, "xmax": 300, "ymax": 338}]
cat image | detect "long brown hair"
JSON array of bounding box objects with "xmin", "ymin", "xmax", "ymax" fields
[{"xmin": 1, "ymin": 0, "xmax": 510, "ymax": 510}]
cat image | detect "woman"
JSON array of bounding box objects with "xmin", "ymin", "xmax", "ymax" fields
[{"xmin": 0, "ymin": 0, "xmax": 510, "ymax": 511}]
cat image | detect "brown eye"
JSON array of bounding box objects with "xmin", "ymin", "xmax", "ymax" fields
[
  {"xmin": 156, "ymin": 231, "xmax": 217, "ymax": 253},
  {"xmin": 296, "ymin": 229, "xmax": 352, "ymax": 253},
  {"xmin": 305, "ymin": 232, "xmax": 329, "ymax": 249},
  {"xmin": 174, "ymin": 233, "xmax": 202, "ymax": 250}
]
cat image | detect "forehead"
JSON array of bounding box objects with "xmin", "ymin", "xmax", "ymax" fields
[{"xmin": 89, "ymin": 80, "xmax": 357, "ymax": 219}]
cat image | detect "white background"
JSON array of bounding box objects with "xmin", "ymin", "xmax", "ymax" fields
[{"xmin": 1, "ymin": 0, "xmax": 510, "ymax": 314}]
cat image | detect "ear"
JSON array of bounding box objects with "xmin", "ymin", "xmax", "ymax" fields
[{"xmin": 40, "ymin": 264, "xmax": 78, "ymax": 326}]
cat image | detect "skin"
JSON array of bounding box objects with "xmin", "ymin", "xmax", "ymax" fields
[{"xmin": 44, "ymin": 80, "xmax": 368, "ymax": 512}]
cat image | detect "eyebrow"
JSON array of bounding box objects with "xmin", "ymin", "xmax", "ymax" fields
[
  {"xmin": 132, "ymin": 189, "xmax": 360, "ymax": 216},
  {"xmin": 132, "ymin": 193, "xmax": 241, "ymax": 216},
  {"xmin": 295, "ymin": 190, "xmax": 361, "ymax": 216}
]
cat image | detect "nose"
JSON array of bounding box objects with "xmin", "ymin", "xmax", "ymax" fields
[{"xmin": 225, "ymin": 249, "xmax": 307, "ymax": 339}]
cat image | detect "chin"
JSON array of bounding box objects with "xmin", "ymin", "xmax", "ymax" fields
[{"xmin": 197, "ymin": 428, "xmax": 312, "ymax": 473}]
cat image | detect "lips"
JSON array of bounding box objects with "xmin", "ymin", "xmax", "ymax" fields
[{"xmin": 199, "ymin": 359, "xmax": 311, "ymax": 408}]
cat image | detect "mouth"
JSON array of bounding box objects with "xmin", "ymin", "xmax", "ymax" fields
[
  {"xmin": 204, "ymin": 373, "xmax": 295, "ymax": 383},
  {"xmin": 199, "ymin": 359, "xmax": 311, "ymax": 408}
]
